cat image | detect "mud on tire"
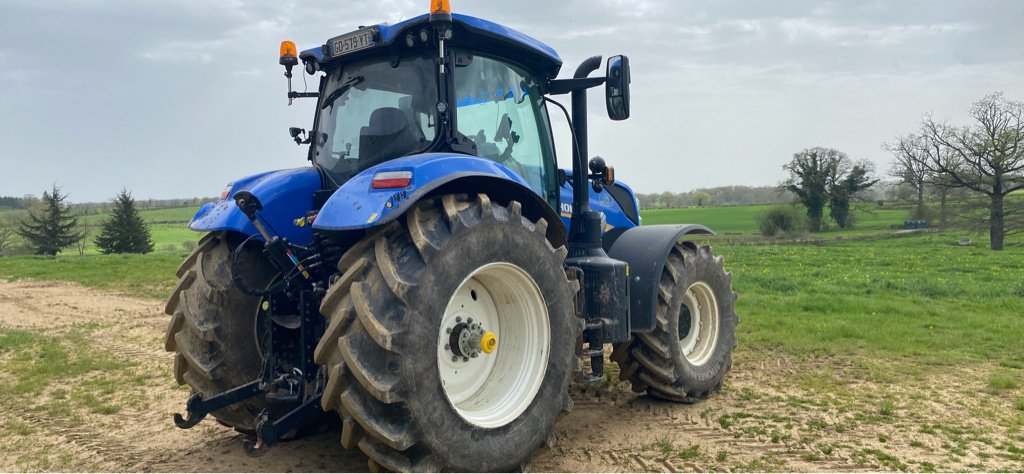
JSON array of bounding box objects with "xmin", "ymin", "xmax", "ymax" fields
[
  {"xmin": 164, "ymin": 232, "xmax": 274, "ymax": 431},
  {"xmin": 611, "ymin": 243, "xmax": 737, "ymax": 402},
  {"xmin": 314, "ymin": 193, "xmax": 579, "ymax": 472}
]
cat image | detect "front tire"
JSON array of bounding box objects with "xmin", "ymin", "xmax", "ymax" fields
[
  {"xmin": 611, "ymin": 243, "xmax": 737, "ymax": 402},
  {"xmin": 314, "ymin": 194, "xmax": 578, "ymax": 471}
]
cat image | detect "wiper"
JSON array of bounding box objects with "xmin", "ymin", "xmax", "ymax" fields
[{"xmin": 320, "ymin": 75, "xmax": 364, "ymax": 110}]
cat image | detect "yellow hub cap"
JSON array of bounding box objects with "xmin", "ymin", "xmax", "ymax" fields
[{"xmin": 480, "ymin": 331, "xmax": 497, "ymax": 354}]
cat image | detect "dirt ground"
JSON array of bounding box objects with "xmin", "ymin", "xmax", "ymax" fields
[{"xmin": 1, "ymin": 280, "xmax": 1022, "ymax": 472}]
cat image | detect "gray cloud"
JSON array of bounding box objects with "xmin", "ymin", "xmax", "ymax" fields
[{"xmin": 1, "ymin": 0, "xmax": 1023, "ymax": 201}]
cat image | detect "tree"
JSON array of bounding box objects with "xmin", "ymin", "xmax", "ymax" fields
[
  {"xmin": 0, "ymin": 218, "xmax": 14, "ymax": 256},
  {"xmin": 74, "ymin": 223, "xmax": 92, "ymax": 256},
  {"xmin": 783, "ymin": 148, "xmax": 878, "ymax": 231},
  {"xmin": 17, "ymin": 185, "xmax": 84, "ymax": 256},
  {"xmin": 692, "ymin": 191, "xmax": 712, "ymax": 207},
  {"xmin": 94, "ymin": 189, "xmax": 155, "ymax": 254},
  {"xmin": 828, "ymin": 160, "xmax": 878, "ymax": 229},
  {"xmin": 782, "ymin": 147, "xmax": 843, "ymax": 232},
  {"xmin": 907, "ymin": 92, "xmax": 1024, "ymax": 250},
  {"xmin": 886, "ymin": 134, "xmax": 934, "ymax": 220}
]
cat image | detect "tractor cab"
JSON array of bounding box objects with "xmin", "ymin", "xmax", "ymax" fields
[{"xmin": 291, "ymin": 10, "xmax": 564, "ymax": 206}]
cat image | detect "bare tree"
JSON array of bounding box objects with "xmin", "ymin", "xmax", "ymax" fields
[
  {"xmin": 75, "ymin": 223, "xmax": 92, "ymax": 256},
  {"xmin": 912, "ymin": 92, "xmax": 1024, "ymax": 250},
  {"xmin": 886, "ymin": 134, "xmax": 934, "ymax": 220},
  {"xmin": 0, "ymin": 219, "xmax": 14, "ymax": 256}
]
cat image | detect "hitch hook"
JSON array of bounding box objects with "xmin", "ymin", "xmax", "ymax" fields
[
  {"xmin": 172, "ymin": 393, "xmax": 207, "ymax": 429},
  {"xmin": 172, "ymin": 380, "xmax": 264, "ymax": 430}
]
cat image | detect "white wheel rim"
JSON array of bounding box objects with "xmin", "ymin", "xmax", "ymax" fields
[
  {"xmin": 437, "ymin": 262, "xmax": 550, "ymax": 429},
  {"xmin": 678, "ymin": 282, "xmax": 720, "ymax": 366}
]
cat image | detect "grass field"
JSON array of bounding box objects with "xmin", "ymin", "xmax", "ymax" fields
[
  {"xmin": 641, "ymin": 204, "xmax": 912, "ymax": 237},
  {"xmin": 1, "ymin": 203, "xmax": 1023, "ymax": 471},
  {"xmin": 2, "ymin": 204, "xmax": 1019, "ymax": 363}
]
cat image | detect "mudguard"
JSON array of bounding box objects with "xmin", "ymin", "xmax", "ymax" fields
[
  {"xmin": 189, "ymin": 167, "xmax": 322, "ymax": 245},
  {"xmin": 607, "ymin": 224, "xmax": 715, "ymax": 333},
  {"xmin": 313, "ymin": 153, "xmax": 566, "ymax": 243}
]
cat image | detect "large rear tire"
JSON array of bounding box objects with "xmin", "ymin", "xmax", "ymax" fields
[
  {"xmin": 164, "ymin": 232, "xmax": 273, "ymax": 431},
  {"xmin": 611, "ymin": 243, "xmax": 737, "ymax": 402},
  {"xmin": 314, "ymin": 194, "xmax": 579, "ymax": 472}
]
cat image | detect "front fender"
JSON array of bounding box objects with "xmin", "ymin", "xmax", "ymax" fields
[
  {"xmin": 313, "ymin": 153, "xmax": 540, "ymax": 232},
  {"xmin": 189, "ymin": 167, "xmax": 322, "ymax": 245},
  {"xmin": 607, "ymin": 224, "xmax": 715, "ymax": 333}
]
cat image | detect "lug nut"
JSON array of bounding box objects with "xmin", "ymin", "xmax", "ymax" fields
[
  {"xmin": 463, "ymin": 357, "xmax": 469, "ymax": 362},
  {"xmin": 456, "ymin": 316, "xmax": 462, "ymax": 322},
  {"xmin": 444, "ymin": 344, "xmax": 450, "ymax": 350},
  {"xmin": 451, "ymin": 355, "xmax": 458, "ymax": 362},
  {"xmin": 467, "ymin": 317, "xmax": 473, "ymax": 323},
  {"xmin": 445, "ymin": 327, "xmax": 452, "ymax": 334}
]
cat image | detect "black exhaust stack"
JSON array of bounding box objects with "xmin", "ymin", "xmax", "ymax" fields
[{"xmin": 564, "ymin": 57, "xmax": 630, "ymax": 383}]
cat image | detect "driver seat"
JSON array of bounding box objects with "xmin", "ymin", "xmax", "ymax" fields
[{"xmin": 359, "ymin": 107, "xmax": 421, "ymax": 168}]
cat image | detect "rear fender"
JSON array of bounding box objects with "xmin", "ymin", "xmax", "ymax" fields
[
  {"xmin": 606, "ymin": 224, "xmax": 715, "ymax": 333},
  {"xmin": 189, "ymin": 167, "xmax": 322, "ymax": 245},
  {"xmin": 312, "ymin": 153, "xmax": 566, "ymax": 244}
]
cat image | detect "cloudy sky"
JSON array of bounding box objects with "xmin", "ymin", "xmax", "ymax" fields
[{"xmin": 2, "ymin": 0, "xmax": 1023, "ymax": 202}]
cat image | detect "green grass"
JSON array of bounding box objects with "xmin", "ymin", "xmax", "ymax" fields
[
  {"xmin": 723, "ymin": 231, "xmax": 1024, "ymax": 366},
  {"xmin": 989, "ymin": 373, "xmax": 1022, "ymax": 392},
  {"xmin": 677, "ymin": 444, "xmax": 701, "ymax": 460},
  {"xmin": 0, "ymin": 253, "xmax": 184, "ymax": 298},
  {"xmin": 640, "ymin": 204, "xmax": 909, "ymax": 236},
  {"xmin": 0, "ymin": 325, "xmax": 133, "ymax": 397},
  {"xmin": 641, "ymin": 205, "xmax": 774, "ymax": 232}
]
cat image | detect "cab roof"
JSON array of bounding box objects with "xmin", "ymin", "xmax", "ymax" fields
[{"xmin": 300, "ymin": 13, "xmax": 563, "ymax": 78}]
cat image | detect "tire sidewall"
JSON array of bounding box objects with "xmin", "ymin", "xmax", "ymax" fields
[
  {"xmin": 400, "ymin": 215, "xmax": 575, "ymax": 471},
  {"xmin": 665, "ymin": 248, "xmax": 737, "ymax": 394}
]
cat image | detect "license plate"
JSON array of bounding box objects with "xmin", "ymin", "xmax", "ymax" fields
[{"xmin": 330, "ymin": 28, "xmax": 376, "ymax": 57}]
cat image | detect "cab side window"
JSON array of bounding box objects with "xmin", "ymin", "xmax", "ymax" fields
[{"xmin": 454, "ymin": 55, "xmax": 557, "ymax": 199}]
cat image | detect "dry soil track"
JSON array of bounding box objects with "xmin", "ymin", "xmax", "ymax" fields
[{"xmin": 1, "ymin": 280, "xmax": 1022, "ymax": 472}]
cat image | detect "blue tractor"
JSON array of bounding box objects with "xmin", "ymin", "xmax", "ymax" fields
[{"xmin": 166, "ymin": 2, "xmax": 737, "ymax": 471}]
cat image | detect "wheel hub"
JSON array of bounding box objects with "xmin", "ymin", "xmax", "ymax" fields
[{"xmin": 445, "ymin": 319, "xmax": 497, "ymax": 361}]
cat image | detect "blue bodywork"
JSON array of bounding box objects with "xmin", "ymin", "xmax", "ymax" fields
[
  {"xmin": 557, "ymin": 176, "xmax": 639, "ymax": 231},
  {"xmin": 189, "ymin": 157, "xmax": 641, "ymax": 245},
  {"xmin": 313, "ymin": 153, "xmax": 541, "ymax": 231},
  {"xmin": 189, "ymin": 167, "xmax": 321, "ymax": 244}
]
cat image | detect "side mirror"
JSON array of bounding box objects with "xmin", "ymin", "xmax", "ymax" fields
[
  {"xmin": 289, "ymin": 127, "xmax": 309, "ymax": 145},
  {"xmin": 605, "ymin": 55, "xmax": 631, "ymax": 121}
]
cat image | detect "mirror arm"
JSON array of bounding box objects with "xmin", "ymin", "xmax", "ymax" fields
[{"xmin": 547, "ymin": 77, "xmax": 606, "ymax": 95}]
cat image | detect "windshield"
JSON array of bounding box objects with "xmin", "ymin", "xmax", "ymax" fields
[
  {"xmin": 455, "ymin": 54, "xmax": 557, "ymax": 200},
  {"xmin": 314, "ymin": 53, "xmax": 437, "ymax": 182}
]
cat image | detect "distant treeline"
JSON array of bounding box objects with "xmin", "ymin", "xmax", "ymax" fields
[
  {"xmin": 0, "ymin": 195, "xmax": 215, "ymax": 213},
  {"xmin": 0, "ymin": 196, "xmax": 32, "ymax": 209},
  {"xmin": 636, "ymin": 185, "xmax": 797, "ymax": 209}
]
